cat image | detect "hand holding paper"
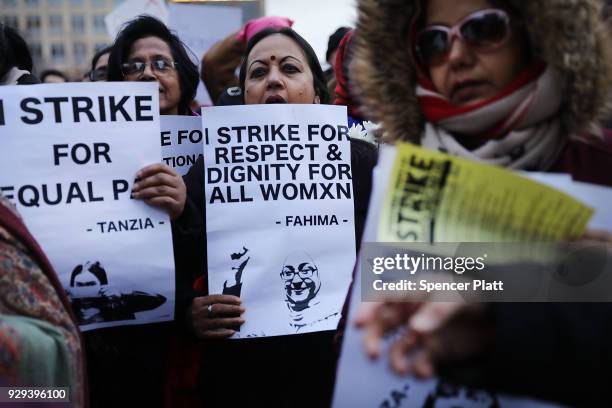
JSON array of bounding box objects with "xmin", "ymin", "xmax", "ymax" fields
[
  {"xmin": 580, "ymin": 229, "xmax": 612, "ymax": 246},
  {"xmin": 355, "ymin": 301, "xmax": 491, "ymax": 378},
  {"xmin": 132, "ymin": 163, "xmax": 186, "ymax": 220},
  {"xmin": 188, "ymin": 294, "xmax": 245, "ymax": 339}
]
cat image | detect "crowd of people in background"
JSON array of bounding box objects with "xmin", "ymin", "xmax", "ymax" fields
[{"xmin": 2, "ymin": 0, "xmax": 612, "ymax": 407}]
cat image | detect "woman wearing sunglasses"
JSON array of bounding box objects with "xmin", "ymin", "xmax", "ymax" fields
[
  {"xmin": 351, "ymin": 0, "xmax": 612, "ymax": 406},
  {"xmin": 85, "ymin": 16, "xmax": 202, "ymax": 407},
  {"xmin": 354, "ymin": 0, "xmax": 612, "ymax": 178}
]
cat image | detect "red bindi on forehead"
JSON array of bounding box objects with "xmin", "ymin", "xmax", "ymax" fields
[{"xmin": 270, "ymin": 55, "xmax": 276, "ymax": 61}]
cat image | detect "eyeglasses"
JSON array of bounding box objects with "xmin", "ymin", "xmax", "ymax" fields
[
  {"xmin": 121, "ymin": 59, "xmax": 177, "ymax": 77},
  {"xmin": 89, "ymin": 67, "xmax": 107, "ymax": 81},
  {"xmin": 280, "ymin": 265, "xmax": 318, "ymax": 280},
  {"xmin": 416, "ymin": 9, "xmax": 512, "ymax": 66}
]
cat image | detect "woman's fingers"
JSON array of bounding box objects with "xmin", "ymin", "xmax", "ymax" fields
[
  {"xmin": 360, "ymin": 303, "xmax": 395, "ymax": 358},
  {"xmin": 132, "ymin": 164, "xmax": 187, "ymax": 219},
  {"xmin": 135, "ymin": 184, "xmax": 179, "ymax": 200},
  {"xmin": 191, "ymin": 295, "xmax": 244, "ymax": 318},
  {"xmin": 580, "ymin": 229, "xmax": 612, "ymax": 245},
  {"xmin": 133, "ymin": 172, "xmax": 178, "ymax": 193},
  {"xmin": 143, "ymin": 196, "xmax": 181, "ymax": 213},
  {"xmin": 135, "ymin": 163, "xmax": 177, "ymax": 180},
  {"xmin": 190, "ymin": 313, "xmax": 244, "ymax": 336},
  {"xmin": 362, "ymin": 316, "xmax": 386, "ymax": 359},
  {"xmin": 208, "ymin": 303, "xmax": 245, "ymax": 318},
  {"xmin": 360, "ymin": 302, "xmax": 421, "ymax": 359},
  {"xmin": 411, "ymin": 349, "xmax": 435, "ymax": 379},
  {"xmin": 355, "ymin": 302, "xmax": 381, "ymax": 327},
  {"xmin": 202, "ymin": 316, "xmax": 245, "ymax": 330},
  {"xmin": 201, "ymin": 294, "xmax": 242, "ymax": 306},
  {"xmin": 409, "ymin": 302, "xmax": 462, "ymax": 335},
  {"xmin": 200, "ymin": 328, "xmax": 236, "ymax": 340},
  {"xmin": 357, "ymin": 303, "xmax": 385, "ymax": 357},
  {"xmin": 389, "ymin": 331, "xmax": 418, "ymax": 375}
]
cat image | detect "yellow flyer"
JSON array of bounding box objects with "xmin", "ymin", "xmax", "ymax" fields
[{"xmin": 378, "ymin": 143, "xmax": 593, "ymax": 242}]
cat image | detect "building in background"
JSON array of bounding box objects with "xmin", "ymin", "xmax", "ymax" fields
[
  {"xmin": 1, "ymin": 0, "xmax": 120, "ymax": 78},
  {"xmin": 0, "ymin": 0, "xmax": 262, "ymax": 79},
  {"xmin": 0, "ymin": 0, "xmax": 356, "ymax": 79}
]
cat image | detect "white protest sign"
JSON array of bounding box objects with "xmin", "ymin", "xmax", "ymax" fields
[
  {"xmin": 332, "ymin": 145, "xmax": 560, "ymax": 408},
  {"xmin": 526, "ymin": 172, "xmax": 612, "ymax": 230},
  {"xmin": 161, "ymin": 115, "xmax": 203, "ymax": 175},
  {"xmin": 0, "ymin": 82, "xmax": 175, "ymax": 332},
  {"xmin": 105, "ymin": 0, "xmax": 169, "ymax": 40},
  {"xmin": 203, "ymin": 104, "xmax": 356, "ymax": 338},
  {"xmin": 168, "ymin": 3, "xmax": 243, "ymax": 105}
]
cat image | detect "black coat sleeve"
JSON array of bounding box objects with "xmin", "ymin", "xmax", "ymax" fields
[
  {"xmin": 350, "ymin": 139, "xmax": 377, "ymax": 250},
  {"xmin": 171, "ymin": 156, "xmax": 207, "ymax": 324},
  {"xmin": 334, "ymin": 140, "xmax": 378, "ymax": 350},
  {"xmin": 437, "ymin": 303, "xmax": 612, "ymax": 407}
]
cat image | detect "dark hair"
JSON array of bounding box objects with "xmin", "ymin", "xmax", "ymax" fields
[
  {"xmin": 0, "ymin": 24, "xmax": 33, "ymax": 78},
  {"xmin": 70, "ymin": 261, "xmax": 109, "ymax": 286},
  {"xmin": 40, "ymin": 69, "xmax": 68, "ymax": 82},
  {"xmin": 107, "ymin": 15, "xmax": 198, "ymax": 115},
  {"xmin": 239, "ymin": 27, "xmax": 330, "ymax": 104},
  {"xmin": 327, "ymin": 26, "xmax": 351, "ymax": 62},
  {"xmin": 91, "ymin": 45, "xmax": 112, "ymax": 72}
]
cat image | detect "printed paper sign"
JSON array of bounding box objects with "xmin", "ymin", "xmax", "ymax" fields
[
  {"xmin": 203, "ymin": 104, "xmax": 356, "ymax": 338},
  {"xmin": 526, "ymin": 172, "xmax": 612, "ymax": 230},
  {"xmin": 332, "ymin": 145, "xmax": 560, "ymax": 407},
  {"xmin": 168, "ymin": 3, "xmax": 243, "ymax": 105},
  {"xmin": 333, "ymin": 280, "xmax": 562, "ymax": 408},
  {"xmin": 0, "ymin": 82, "xmax": 174, "ymax": 331},
  {"xmin": 379, "ymin": 143, "xmax": 593, "ymax": 242},
  {"xmin": 161, "ymin": 115, "xmax": 203, "ymax": 175},
  {"xmin": 105, "ymin": 0, "xmax": 169, "ymax": 40}
]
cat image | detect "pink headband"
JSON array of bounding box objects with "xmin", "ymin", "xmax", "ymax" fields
[{"xmin": 236, "ymin": 16, "xmax": 294, "ymax": 44}]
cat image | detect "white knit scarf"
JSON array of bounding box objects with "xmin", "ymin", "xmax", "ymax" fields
[{"xmin": 419, "ymin": 67, "xmax": 566, "ymax": 170}]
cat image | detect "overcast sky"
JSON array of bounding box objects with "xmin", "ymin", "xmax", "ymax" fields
[{"xmin": 265, "ymin": 0, "xmax": 358, "ymax": 67}]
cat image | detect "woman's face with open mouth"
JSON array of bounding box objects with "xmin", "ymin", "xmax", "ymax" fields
[{"xmin": 244, "ymin": 34, "xmax": 320, "ymax": 105}]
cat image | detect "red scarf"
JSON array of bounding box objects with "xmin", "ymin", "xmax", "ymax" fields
[
  {"xmin": 418, "ymin": 64, "xmax": 567, "ymax": 170},
  {"xmin": 334, "ymin": 30, "xmax": 363, "ymax": 119},
  {"xmin": 418, "ymin": 63, "xmax": 546, "ymax": 129}
]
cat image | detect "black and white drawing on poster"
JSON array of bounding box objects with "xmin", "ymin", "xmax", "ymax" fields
[
  {"xmin": 0, "ymin": 82, "xmax": 175, "ymax": 332},
  {"xmin": 68, "ymin": 260, "xmax": 167, "ymax": 326},
  {"xmin": 222, "ymin": 246, "xmax": 250, "ymax": 297},
  {"xmin": 331, "ymin": 146, "xmax": 561, "ymax": 408},
  {"xmin": 203, "ymin": 104, "xmax": 356, "ymax": 338},
  {"xmin": 280, "ymin": 251, "xmax": 339, "ymax": 331},
  {"xmin": 160, "ymin": 115, "xmax": 203, "ymax": 175}
]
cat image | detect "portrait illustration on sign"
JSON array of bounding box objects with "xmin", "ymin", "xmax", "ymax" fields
[
  {"xmin": 68, "ymin": 261, "xmax": 166, "ymax": 326},
  {"xmin": 281, "ymin": 252, "xmax": 339, "ymax": 332}
]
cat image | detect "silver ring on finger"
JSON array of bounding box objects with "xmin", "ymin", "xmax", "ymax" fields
[{"xmin": 207, "ymin": 304, "xmax": 214, "ymax": 317}]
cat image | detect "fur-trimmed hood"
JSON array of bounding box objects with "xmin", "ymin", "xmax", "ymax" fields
[{"xmin": 352, "ymin": 0, "xmax": 612, "ymax": 142}]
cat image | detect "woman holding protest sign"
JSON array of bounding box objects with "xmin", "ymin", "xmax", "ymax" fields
[
  {"xmin": 350, "ymin": 0, "xmax": 612, "ymax": 405},
  {"xmin": 84, "ymin": 16, "xmax": 203, "ymax": 407},
  {"xmin": 107, "ymin": 15, "xmax": 203, "ymax": 323},
  {"xmin": 181, "ymin": 27, "xmax": 377, "ymax": 406}
]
